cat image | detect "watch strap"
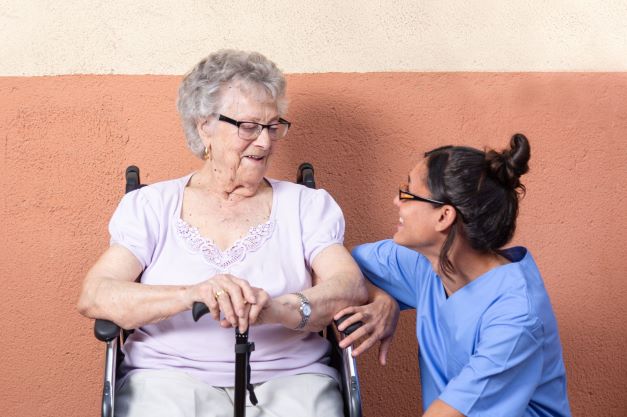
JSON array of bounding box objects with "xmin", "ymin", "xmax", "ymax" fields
[{"xmin": 294, "ymin": 292, "xmax": 310, "ymax": 330}]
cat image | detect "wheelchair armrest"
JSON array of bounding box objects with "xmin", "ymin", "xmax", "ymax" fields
[
  {"xmin": 94, "ymin": 319, "xmax": 121, "ymax": 342},
  {"xmin": 95, "ymin": 319, "xmax": 120, "ymax": 417},
  {"xmin": 329, "ymin": 315, "xmax": 363, "ymax": 417}
]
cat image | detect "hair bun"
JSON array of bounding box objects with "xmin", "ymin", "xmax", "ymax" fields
[{"xmin": 485, "ymin": 133, "xmax": 530, "ymax": 190}]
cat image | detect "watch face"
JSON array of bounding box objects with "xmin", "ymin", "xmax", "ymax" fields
[{"xmin": 302, "ymin": 304, "xmax": 312, "ymax": 316}]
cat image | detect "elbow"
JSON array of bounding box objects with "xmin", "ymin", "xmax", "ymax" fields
[
  {"xmin": 76, "ymin": 297, "xmax": 88, "ymax": 317},
  {"xmin": 76, "ymin": 275, "xmax": 134, "ymax": 329},
  {"xmin": 344, "ymin": 267, "xmax": 368, "ymax": 306},
  {"xmin": 342, "ymin": 270, "xmax": 368, "ymax": 306},
  {"xmin": 76, "ymin": 276, "xmax": 102, "ymax": 319},
  {"xmin": 355, "ymin": 279, "xmax": 368, "ymax": 305},
  {"xmin": 77, "ymin": 291, "xmax": 132, "ymax": 329},
  {"xmin": 351, "ymin": 264, "xmax": 369, "ymax": 305},
  {"xmin": 77, "ymin": 285, "xmax": 97, "ymax": 318}
]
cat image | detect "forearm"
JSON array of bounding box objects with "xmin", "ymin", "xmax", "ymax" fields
[
  {"xmin": 271, "ymin": 269, "xmax": 367, "ymax": 332},
  {"xmin": 365, "ymin": 279, "xmax": 390, "ymax": 301},
  {"xmin": 305, "ymin": 271, "xmax": 367, "ymax": 330},
  {"xmin": 78, "ymin": 273, "xmax": 190, "ymax": 330},
  {"xmin": 423, "ymin": 400, "xmax": 465, "ymax": 417}
]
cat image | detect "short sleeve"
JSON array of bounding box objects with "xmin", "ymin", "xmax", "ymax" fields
[
  {"xmin": 301, "ymin": 188, "xmax": 345, "ymax": 267},
  {"xmin": 108, "ymin": 189, "xmax": 159, "ymax": 269},
  {"xmin": 439, "ymin": 306, "xmax": 545, "ymax": 417},
  {"xmin": 352, "ymin": 240, "xmax": 429, "ymax": 310}
]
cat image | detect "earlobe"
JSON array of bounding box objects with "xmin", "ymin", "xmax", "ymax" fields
[{"xmin": 197, "ymin": 119, "xmax": 213, "ymax": 159}]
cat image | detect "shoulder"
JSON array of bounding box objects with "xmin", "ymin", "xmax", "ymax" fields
[
  {"xmin": 269, "ymin": 178, "xmax": 331, "ymax": 198},
  {"xmin": 481, "ymin": 248, "xmax": 546, "ymax": 332},
  {"xmin": 353, "ymin": 240, "xmax": 432, "ymax": 277},
  {"xmin": 139, "ymin": 174, "xmax": 189, "ymax": 197},
  {"xmin": 269, "ymin": 178, "xmax": 340, "ymax": 210},
  {"xmin": 119, "ymin": 174, "xmax": 190, "ymax": 214},
  {"xmin": 354, "ymin": 239, "xmax": 428, "ymax": 262}
]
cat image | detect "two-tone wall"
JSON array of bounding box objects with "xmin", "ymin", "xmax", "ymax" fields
[{"xmin": 2, "ymin": 2, "xmax": 627, "ymax": 416}]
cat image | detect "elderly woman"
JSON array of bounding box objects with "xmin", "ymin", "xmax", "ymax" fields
[{"xmin": 78, "ymin": 50, "xmax": 367, "ymax": 417}]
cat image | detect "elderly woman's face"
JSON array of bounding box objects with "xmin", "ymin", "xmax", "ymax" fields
[{"xmin": 200, "ymin": 84, "xmax": 281, "ymax": 187}]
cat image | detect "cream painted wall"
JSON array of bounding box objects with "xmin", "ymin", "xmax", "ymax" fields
[{"xmin": 3, "ymin": 0, "xmax": 627, "ymax": 75}]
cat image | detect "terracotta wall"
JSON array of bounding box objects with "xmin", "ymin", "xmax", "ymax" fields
[
  {"xmin": 3, "ymin": 2, "xmax": 627, "ymax": 416},
  {"xmin": 2, "ymin": 73, "xmax": 626, "ymax": 416}
]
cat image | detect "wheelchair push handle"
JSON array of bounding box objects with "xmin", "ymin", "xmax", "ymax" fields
[
  {"xmin": 297, "ymin": 162, "xmax": 316, "ymax": 189},
  {"xmin": 335, "ymin": 314, "xmax": 363, "ymax": 337},
  {"xmin": 125, "ymin": 165, "xmax": 141, "ymax": 194},
  {"xmin": 192, "ymin": 301, "xmax": 210, "ymax": 322}
]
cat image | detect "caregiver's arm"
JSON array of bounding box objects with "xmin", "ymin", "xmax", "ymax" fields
[{"xmin": 423, "ymin": 400, "xmax": 465, "ymax": 417}]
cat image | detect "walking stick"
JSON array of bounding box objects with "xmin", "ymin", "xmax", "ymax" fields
[{"xmin": 193, "ymin": 302, "xmax": 256, "ymax": 417}]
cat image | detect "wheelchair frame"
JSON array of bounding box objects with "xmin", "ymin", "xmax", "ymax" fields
[{"xmin": 93, "ymin": 163, "xmax": 362, "ymax": 417}]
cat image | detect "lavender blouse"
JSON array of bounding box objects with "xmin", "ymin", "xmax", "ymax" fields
[{"xmin": 109, "ymin": 173, "xmax": 344, "ymax": 386}]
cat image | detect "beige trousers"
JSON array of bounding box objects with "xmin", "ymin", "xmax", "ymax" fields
[{"xmin": 115, "ymin": 370, "xmax": 343, "ymax": 417}]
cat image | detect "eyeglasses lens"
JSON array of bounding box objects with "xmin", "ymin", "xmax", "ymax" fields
[{"xmin": 238, "ymin": 122, "xmax": 288, "ymax": 140}]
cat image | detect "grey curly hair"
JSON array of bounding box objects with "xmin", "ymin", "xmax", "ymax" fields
[{"xmin": 176, "ymin": 50, "xmax": 288, "ymax": 158}]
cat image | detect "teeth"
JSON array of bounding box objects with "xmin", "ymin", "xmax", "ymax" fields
[{"xmin": 399, "ymin": 217, "xmax": 404, "ymax": 224}]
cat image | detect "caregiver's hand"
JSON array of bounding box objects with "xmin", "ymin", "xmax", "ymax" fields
[{"xmin": 334, "ymin": 284, "xmax": 400, "ymax": 365}]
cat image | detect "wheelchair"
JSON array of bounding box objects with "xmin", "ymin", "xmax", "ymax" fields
[{"xmin": 93, "ymin": 163, "xmax": 362, "ymax": 417}]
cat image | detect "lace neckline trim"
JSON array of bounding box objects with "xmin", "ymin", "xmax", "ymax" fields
[{"xmin": 175, "ymin": 218, "xmax": 275, "ymax": 271}]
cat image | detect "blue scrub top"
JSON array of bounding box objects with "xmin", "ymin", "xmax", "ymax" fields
[{"xmin": 353, "ymin": 240, "xmax": 571, "ymax": 417}]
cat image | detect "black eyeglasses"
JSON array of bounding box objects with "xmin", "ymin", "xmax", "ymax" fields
[
  {"xmin": 399, "ymin": 183, "xmax": 446, "ymax": 205},
  {"xmin": 399, "ymin": 183, "xmax": 467, "ymax": 223},
  {"xmin": 216, "ymin": 114, "xmax": 291, "ymax": 141}
]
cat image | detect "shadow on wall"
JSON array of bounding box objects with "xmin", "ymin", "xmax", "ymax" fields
[{"xmin": 270, "ymin": 73, "xmax": 424, "ymax": 415}]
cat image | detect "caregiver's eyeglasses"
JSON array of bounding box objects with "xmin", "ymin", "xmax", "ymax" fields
[
  {"xmin": 217, "ymin": 114, "xmax": 291, "ymax": 141},
  {"xmin": 399, "ymin": 183, "xmax": 467, "ymax": 223},
  {"xmin": 399, "ymin": 183, "xmax": 446, "ymax": 205}
]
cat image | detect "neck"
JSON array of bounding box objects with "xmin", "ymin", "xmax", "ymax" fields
[
  {"xmin": 192, "ymin": 159, "xmax": 265, "ymax": 201},
  {"xmin": 424, "ymin": 238, "xmax": 509, "ymax": 296}
]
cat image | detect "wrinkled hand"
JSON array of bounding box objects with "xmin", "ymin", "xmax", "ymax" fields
[
  {"xmin": 187, "ymin": 274, "xmax": 262, "ymax": 333},
  {"xmin": 246, "ymin": 287, "xmax": 272, "ymax": 326},
  {"xmin": 334, "ymin": 289, "xmax": 400, "ymax": 365},
  {"xmin": 215, "ymin": 287, "xmax": 274, "ymax": 330}
]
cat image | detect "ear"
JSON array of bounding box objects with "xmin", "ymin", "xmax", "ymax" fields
[
  {"xmin": 197, "ymin": 118, "xmax": 210, "ymax": 137},
  {"xmin": 196, "ymin": 118, "xmax": 214, "ymax": 147},
  {"xmin": 434, "ymin": 205, "xmax": 457, "ymax": 232}
]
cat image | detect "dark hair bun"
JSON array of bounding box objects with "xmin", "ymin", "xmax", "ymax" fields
[{"xmin": 485, "ymin": 133, "xmax": 530, "ymax": 190}]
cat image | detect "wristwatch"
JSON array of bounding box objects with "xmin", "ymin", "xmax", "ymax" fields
[{"xmin": 293, "ymin": 292, "xmax": 312, "ymax": 330}]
